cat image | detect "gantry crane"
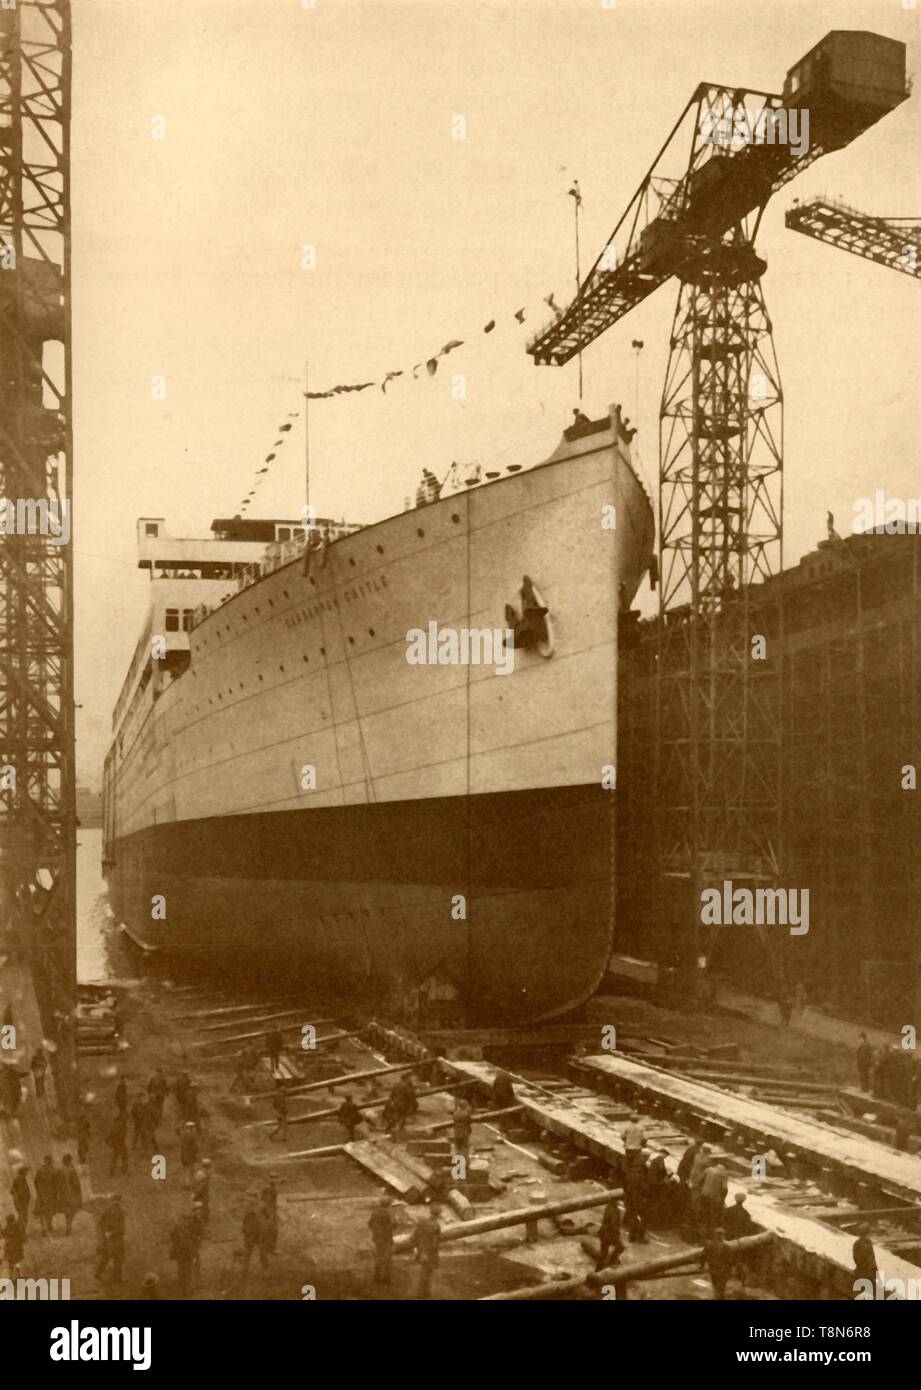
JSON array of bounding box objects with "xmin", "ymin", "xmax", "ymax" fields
[
  {"xmin": 0, "ymin": 2, "xmax": 75, "ymax": 1107},
  {"xmin": 786, "ymin": 195, "xmax": 921, "ymax": 278},
  {"xmin": 528, "ymin": 32, "xmax": 908, "ymax": 982}
]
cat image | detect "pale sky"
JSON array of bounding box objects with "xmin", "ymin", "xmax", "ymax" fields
[{"xmin": 72, "ymin": 0, "xmax": 921, "ymax": 785}]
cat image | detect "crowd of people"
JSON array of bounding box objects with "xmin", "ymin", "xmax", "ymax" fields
[
  {"xmin": 593, "ymin": 1115, "xmax": 762, "ymax": 1299},
  {"xmin": 856, "ymin": 1033, "xmax": 921, "ymax": 1112},
  {"xmin": 8, "ymin": 1007, "xmax": 910, "ymax": 1302}
]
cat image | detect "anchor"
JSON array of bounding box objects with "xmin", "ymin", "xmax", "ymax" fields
[{"xmin": 505, "ymin": 575, "xmax": 553, "ymax": 658}]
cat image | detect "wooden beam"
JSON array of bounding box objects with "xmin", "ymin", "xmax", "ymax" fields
[
  {"xmin": 481, "ymin": 1233, "xmax": 773, "ymax": 1300},
  {"xmin": 393, "ymin": 1188, "xmax": 622, "ymax": 1250}
]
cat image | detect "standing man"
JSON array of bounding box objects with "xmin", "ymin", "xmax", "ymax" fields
[
  {"xmin": 856, "ymin": 1033, "xmax": 874, "ymax": 1093},
  {"xmin": 852, "ymin": 1224, "xmax": 878, "ymax": 1295},
  {"xmin": 107, "ymin": 1110, "xmax": 129, "ymax": 1176},
  {"xmin": 95, "ymin": 1193, "xmax": 126, "ymax": 1285},
  {"xmin": 677, "ymin": 1137, "xmax": 701, "ymax": 1186},
  {"xmin": 1, "ymin": 1212, "xmax": 25, "ymax": 1278},
  {"xmin": 138, "ymin": 1097, "xmax": 160, "ymax": 1154},
  {"xmin": 147, "ymin": 1068, "xmax": 169, "ymax": 1125},
  {"xmin": 623, "ymin": 1113, "xmax": 646, "ymax": 1169},
  {"xmin": 704, "ymin": 1227, "xmax": 735, "ymax": 1300},
  {"xmin": 261, "ymin": 1176, "xmax": 279, "ymax": 1253},
  {"xmin": 114, "ymin": 1076, "xmax": 128, "ymax": 1117},
  {"xmin": 169, "ymin": 1213, "xmax": 196, "ymax": 1295},
  {"xmin": 452, "ymin": 1097, "xmax": 473, "ymax": 1164},
  {"xmin": 596, "ymin": 1197, "xmax": 624, "ymax": 1269},
  {"xmin": 265, "ymin": 1028, "xmax": 284, "ymax": 1074},
  {"xmin": 337, "ymin": 1094, "xmax": 362, "ymax": 1142},
  {"xmin": 34, "ymin": 1154, "xmax": 59, "ymax": 1234},
  {"xmin": 369, "ymin": 1195, "xmax": 396, "ymax": 1286},
  {"xmin": 724, "ymin": 1192, "xmax": 756, "ymax": 1240},
  {"xmin": 179, "ymin": 1121, "xmax": 200, "ymax": 1184},
  {"xmin": 30, "ymin": 1046, "xmax": 49, "ymax": 1101},
  {"xmin": 699, "ymin": 1160, "xmax": 729, "ymax": 1235},
  {"xmin": 269, "ymin": 1084, "xmax": 289, "ymax": 1143},
  {"xmin": 393, "ymin": 1074, "xmax": 418, "ymax": 1122},
  {"xmin": 413, "ymin": 1205, "xmax": 441, "ymax": 1300},
  {"xmin": 0, "ymin": 1060, "xmax": 24, "ymax": 1117},
  {"xmin": 10, "ymin": 1164, "xmax": 32, "ymax": 1234},
  {"xmin": 58, "ymin": 1152, "xmax": 83, "ymax": 1236},
  {"xmin": 241, "ymin": 1199, "xmax": 270, "ymax": 1275},
  {"xmin": 687, "ymin": 1142, "xmax": 713, "ymax": 1229},
  {"xmin": 259, "ymin": 1187, "xmax": 278, "ymax": 1257},
  {"xmin": 129, "ymin": 1094, "xmax": 148, "ymax": 1150},
  {"xmin": 188, "ymin": 1201, "xmax": 207, "ymax": 1279},
  {"xmin": 491, "ymin": 1071, "xmax": 515, "ymax": 1109},
  {"xmin": 192, "ymin": 1161, "xmax": 213, "ymax": 1223},
  {"xmin": 76, "ymin": 1110, "xmax": 91, "ymax": 1166}
]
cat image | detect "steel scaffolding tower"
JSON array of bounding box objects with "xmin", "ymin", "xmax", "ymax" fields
[
  {"xmin": 657, "ymin": 226, "xmax": 783, "ymax": 973},
  {"xmin": 527, "ymin": 36, "xmax": 907, "ymax": 986},
  {"xmin": 0, "ymin": 1, "xmax": 74, "ymax": 1107}
]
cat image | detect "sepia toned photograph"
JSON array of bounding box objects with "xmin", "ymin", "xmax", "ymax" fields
[{"xmin": 0, "ymin": 0, "xmax": 920, "ymax": 1353}]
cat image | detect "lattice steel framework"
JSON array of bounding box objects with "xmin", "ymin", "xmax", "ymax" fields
[
  {"xmin": 527, "ymin": 48, "xmax": 907, "ymax": 987},
  {"xmin": 657, "ymin": 220, "xmax": 784, "ymax": 973},
  {"xmin": 0, "ymin": 1, "xmax": 74, "ymax": 1106},
  {"xmin": 786, "ymin": 196, "xmax": 921, "ymax": 279}
]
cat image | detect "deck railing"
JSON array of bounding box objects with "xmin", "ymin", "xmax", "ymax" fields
[{"xmin": 190, "ymin": 532, "xmax": 313, "ymax": 630}]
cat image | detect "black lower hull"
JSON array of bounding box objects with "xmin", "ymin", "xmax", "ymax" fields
[{"xmin": 105, "ymin": 784, "xmax": 615, "ymax": 1023}]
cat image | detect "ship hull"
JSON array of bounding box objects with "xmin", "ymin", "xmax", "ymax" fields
[
  {"xmin": 107, "ymin": 781, "xmax": 613, "ymax": 1022},
  {"xmin": 104, "ymin": 411, "xmax": 655, "ymax": 1023}
]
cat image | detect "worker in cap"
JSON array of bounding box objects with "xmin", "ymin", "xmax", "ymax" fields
[
  {"xmin": 596, "ymin": 1196, "xmax": 624, "ymax": 1270},
  {"xmin": 179, "ymin": 1121, "xmax": 200, "ymax": 1186},
  {"xmin": 369, "ymin": 1194, "xmax": 397, "ymax": 1286},
  {"xmin": 724, "ymin": 1190, "xmax": 755, "ymax": 1240}
]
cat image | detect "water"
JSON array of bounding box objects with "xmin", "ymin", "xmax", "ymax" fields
[{"xmin": 76, "ymin": 827, "xmax": 122, "ymax": 983}]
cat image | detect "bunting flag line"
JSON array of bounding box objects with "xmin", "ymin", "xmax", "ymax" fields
[{"xmin": 234, "ymin": 259, "xmax": 573, "ymax": 511}]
